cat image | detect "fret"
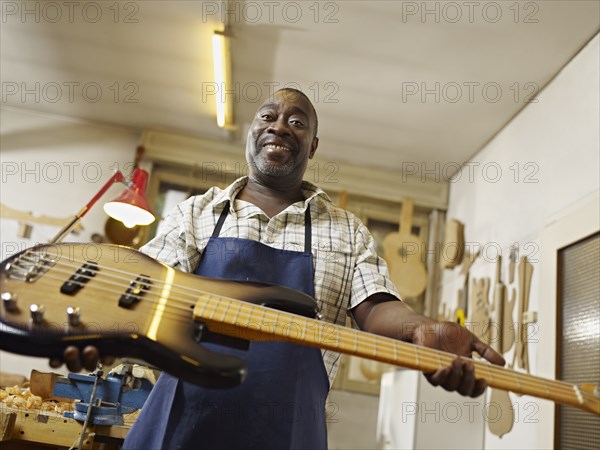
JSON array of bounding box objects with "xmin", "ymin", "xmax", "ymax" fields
[
  {"xmin": 219, "ymin": 298, "xmax": 231, "ymax": 322},
  {"xmin": 414, "ymin": 345, "xmax": 420, "ymax": 367},
  {"xmin": 373, "ymin": 336, "xmax": 378, "ymax": 357},
  {"xmin": 542, "ymin": 378, "xmax": 552, "ymax": 398},
  {"xmin": 376, "ymin": 338, "xmax": 386, "ymax": 361},
  {"xmin": 237, "ymin": 302, "xmax": 253, "ymax": 324},
  {"xmin": 273, "ymin": 310, "xmax": 281, "ymax": 339},
  {"xmin": 507, "ymin": 371, "xmax": 521, "ymax": 389},
  {"xmin": 393, "ymin": 340, "xmax": 397, "ymax": 362},
  {"xmin": 573, "ymin": 385, "xmax": 584, "ymax": 404},
  {"xmin": 231, "ymin": 301, "xmax": 243, "ymax": 326},
  {"xmin": 258, "ymin": 306, "xmax": 268, "ymax": 330},
  {"xmin": 354, "ymin": 333, "xmax": 359, "ymax": 353},
  {"xmin": 303, "ymin": 317, "xmax": 319, "ymax": 346},
  {"xmin": 196, "ymin": 293, "xmax": 212, "ymax": 319},
  {"xmin": 208, "ymin": 295, "xmax": 219, "ymax": 320},
  {"xmin": 299, "ymin": 317, "xmax": 311, "ymax": 343},
  {"xmin": 512, "ymin": 368, "xmax": 523, "ymax": 392},
  {"xmin": 328, "ymin": 326, "xmax": 340, "ymax": 351},
  {"xmin": 486, "ymin": 363, "xmax": 495, "ymax": 386}
]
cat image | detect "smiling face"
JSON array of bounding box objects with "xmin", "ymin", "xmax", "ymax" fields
[{"xmin": 246, "ymin": 89, "xmax": 319, "ymax": 186}]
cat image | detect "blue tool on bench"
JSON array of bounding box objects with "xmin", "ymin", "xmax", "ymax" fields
[{"xmin": 53, "ymin": 364, "xmax": 153, "ymax": 426}]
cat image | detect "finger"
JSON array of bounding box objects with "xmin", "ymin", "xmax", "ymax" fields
[
  {"xmin": 424, "ymin": 367, "xmax": 449, "ymax": 387},
  {"xmin": 101, "ymin": 355, "xmax": 116, "ymax": 366},
  {"xmin": 64, "ymin": 346, "xmax": 82, "ymax": 372},
  {"xmin": 440, "ymin": 357, "xmax": 463, "ymax": 392},
  {"xmin": 472, "ymin": 337, "xmax": 506, "ymax": 366},
  {"xmin": 82, "ymin": 346, "xmax": 100, "ymax": 371},
  {"xmin": 470, "ymin": 378, "xmax": 488, "ymax": 398},
  {"xmin": 49, "ymin": 358, "xmax": 63, "ymax": 369},
  {"xmin": 457, "ymin": 360, "xmax": 476, "ymax": 396}
]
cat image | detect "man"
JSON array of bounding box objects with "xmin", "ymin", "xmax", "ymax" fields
[{"xmin": 55, "ymin": 88, "xmax": 504, "ymax": 449}]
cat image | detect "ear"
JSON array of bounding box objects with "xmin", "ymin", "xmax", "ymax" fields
[{"xmin": 309, "ymin": 137, "xmax": 319, "ymax": 159}]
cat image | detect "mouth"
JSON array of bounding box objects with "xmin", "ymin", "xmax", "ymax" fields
[{"xmin": 261, "ymin": 142, "xmax": 293, "ymax": 152}]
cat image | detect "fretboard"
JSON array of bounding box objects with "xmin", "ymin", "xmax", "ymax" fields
[{"xmin": 193, "ymin": 293, "xmax": 599, "ymax": 415}]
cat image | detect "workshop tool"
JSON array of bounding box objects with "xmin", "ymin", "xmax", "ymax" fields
[{"xmin": 51, "ymin": 364, "xmax": 153, "ymax": 426}]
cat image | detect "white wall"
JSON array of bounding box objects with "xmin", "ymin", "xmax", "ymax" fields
[
  {"xmin": 0, "ymin": 107, "xmax": 139, "ymax": 378},
  {"xmin": 381, "ymin": 32, "xmax": 599, "ymax": 450},
  {"xmin": 437, "ymin": 33, "xmax": 599, "ymax": 449}
]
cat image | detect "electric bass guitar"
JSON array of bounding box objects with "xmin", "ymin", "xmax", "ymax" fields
[{"xmin": 0, "ymin": 244, "xmax": 598, "ymax": 416}]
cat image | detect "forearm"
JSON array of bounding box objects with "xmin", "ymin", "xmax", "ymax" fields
[{"xmin": 351, "ymin": 293, "xmax": 437, "ymax": 342}]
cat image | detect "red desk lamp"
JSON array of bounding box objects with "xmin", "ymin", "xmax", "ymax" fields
[{"xmin": 49, "ymin": 168, "xmax": 155, "ymax": 244}]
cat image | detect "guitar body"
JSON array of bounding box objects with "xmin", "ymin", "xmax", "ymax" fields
[{"xmin": 0, "ymin": 244, "xmax": 317, "ymax": 388}]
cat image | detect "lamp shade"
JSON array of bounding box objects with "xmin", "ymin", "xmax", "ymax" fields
[{"xmin": 103, "ymin": 168, "xmax": 155, "ymax": 228}]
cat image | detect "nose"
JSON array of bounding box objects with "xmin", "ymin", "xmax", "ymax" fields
[{"xmin": 267, "ymin": 116, "xmax": 291, "ymax": 136}]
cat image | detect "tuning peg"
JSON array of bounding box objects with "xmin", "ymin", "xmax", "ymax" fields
[
  {"xmin": 29, "ymin": 304, "xmax": 45, "ymax": 324},
  {"xmin": 1, "ymin": 292, "xmax": 17, "ymax": 311}
]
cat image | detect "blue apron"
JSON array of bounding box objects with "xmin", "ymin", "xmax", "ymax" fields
[{"xmin": 124, "ymin": 202, "xmax": 329, "ymax": 450}]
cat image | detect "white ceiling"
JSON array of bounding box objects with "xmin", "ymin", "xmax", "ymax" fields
[{"xmin": 1, "ymin": 1, "xmax": 599, "ymax": 174}]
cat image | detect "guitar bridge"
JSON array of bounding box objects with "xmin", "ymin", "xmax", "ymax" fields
[{"xmin": 6, "ymin": 251, "xmax": 56, "ymax": 283}]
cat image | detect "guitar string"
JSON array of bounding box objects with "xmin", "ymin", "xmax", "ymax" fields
[
  {"xmin": 8, "ymin": 255, "xmax": 593, "ymax": 403},
  {"xmin": 10, "ymin": 254, "xmax": 588, "ymax": 401},
  {"xmin": 8, "ymin": 271, "xmax": 593, "ymax": 407},
  {"xmin": 194, "ymin": 296, "xmax": 590, "ymax": 404},
  {"xmin": 184, "ymin": 289, "xmax": 590, "ymax": 404},
  {"xmin": 10, "ymin": 284, "xmax": 593, "ymax": 403},
  {"xmin": 9, "ymin": 255, "xmax": 588, "ymax": 401}
]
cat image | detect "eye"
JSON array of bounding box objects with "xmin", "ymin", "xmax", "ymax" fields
[
  {"xmin": 259, "ymin": 112, "xmax": 275, "ymax": 121},
  {"xmin": 289, "ymin": 118, "xmax": 305, "ymax": 127}
]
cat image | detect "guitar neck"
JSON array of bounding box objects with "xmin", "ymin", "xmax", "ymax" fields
[{"xmin": 193, "ymin": 292, "xmax": 600, "ymax": 415}]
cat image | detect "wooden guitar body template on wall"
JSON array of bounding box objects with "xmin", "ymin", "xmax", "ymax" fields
[{"xmin": 382, "ymin": 198, "xmax": 427, "ymax": 299}]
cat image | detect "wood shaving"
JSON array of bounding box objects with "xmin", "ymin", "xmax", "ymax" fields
[{"xmin": 1, "ymin": 386, "xmax": 74, "ymax": 414}]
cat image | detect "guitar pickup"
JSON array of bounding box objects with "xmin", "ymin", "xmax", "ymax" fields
[
  {"xmin": 119, "ymin": 275, "xmax": 151, "ymax": 308},
  {"xmin": 60, "ymin": 262, "xmax": 98, "ymax": 295}
]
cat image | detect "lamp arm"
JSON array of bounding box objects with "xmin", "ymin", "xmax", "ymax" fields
[{"xmin": 49, "ymin": 171, "xmax": 126, "ymax": 244}]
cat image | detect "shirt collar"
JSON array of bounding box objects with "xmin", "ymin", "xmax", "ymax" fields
[{"xmin": 209, "ymin": 176, "xmax": 332, "ymax": 213}]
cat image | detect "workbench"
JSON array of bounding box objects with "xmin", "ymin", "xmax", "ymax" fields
[{"xmin": 0, "ymin": 405, "xmax": 136, "ymax": 449}]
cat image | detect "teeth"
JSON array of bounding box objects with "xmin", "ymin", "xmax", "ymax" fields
[{"xmin": 264, "ymin": 144, "xmax": 290, "ymax": 151}]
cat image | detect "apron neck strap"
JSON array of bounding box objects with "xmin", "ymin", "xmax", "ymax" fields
[
  {"xmin": 212, "ymin": 201, "xmax": 312, "ymax": 253},
  {"xmin": 304, "ymin": 205, "xmax": 312, "ymax": 253},
  {"xmin": 212, "ymin": 202, "xmax": 230, "ymax": 238}
]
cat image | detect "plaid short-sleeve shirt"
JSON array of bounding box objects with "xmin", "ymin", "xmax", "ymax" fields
[{"xmin": 140, "ymin": 176, "xmax": 401, "ymax": 383}]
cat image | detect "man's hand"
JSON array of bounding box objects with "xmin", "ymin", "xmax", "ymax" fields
[
  {"xmin": 412, "ymin": 321, "xmax": 505, "ymax": 397},
  {"xmin": 49, "ymin": 346, "xmax": 115, "ymax": 372},
  {"xmin": 352, "ymin": 294, "xmax": 505, "ymax": 398}
]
